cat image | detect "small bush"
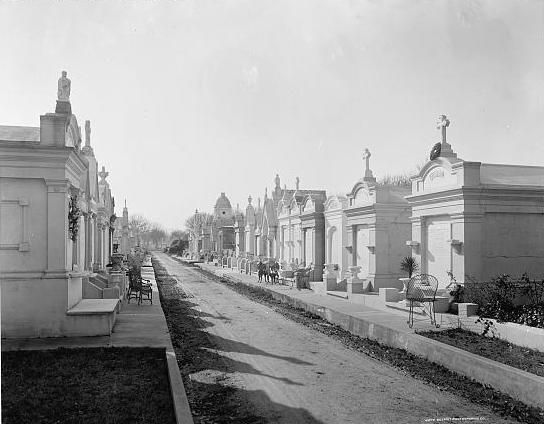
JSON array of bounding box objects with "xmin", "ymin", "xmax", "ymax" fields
[{"xmin": 465, "ymin": 273, "xmax": 544, "ymax": 329}]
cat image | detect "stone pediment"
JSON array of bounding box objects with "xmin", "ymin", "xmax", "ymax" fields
[
  {"xmin": 407, "ymin": 156, "xmax": 464, "ymax": 194},
  {"xmin": 302, "ymin": 196, "xmax": 315, "ymax": 213},
  {"xmin": 277, "ymin": 200, "xmax": 289, "ymax": 218},
  {"xmin": 301, "ymin": 194, "xmax": 325, "ymax": 214},
  {"xmin": 289, "ymin": 197, "xmax": 299, "ymax": 214},
  {"xmin": 348, "ymin": 181, "xmax": 375, "ymax": 207},
  {"xmin": 324, "ymin": 195, "xmax": 348, "ymax": 212},
  {"xmin": 421, "ymin": 163, "xmax": 457, "ymax": 191}
]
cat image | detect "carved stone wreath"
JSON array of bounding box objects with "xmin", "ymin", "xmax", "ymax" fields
[
  {"xmin": 68, "ymin": 195, "xmax": 82, "ymax": 241},
  {"xmin": 429, "ymin": 142, "xmax": 441, "ymax": 161}
]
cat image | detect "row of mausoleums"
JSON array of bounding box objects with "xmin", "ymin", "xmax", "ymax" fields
[
  {"xmin": 0, "ymin": 72, "xmax": 138, "ymax": 338},
  {"xmin": 191, "ymin": 117, "xmax": 544, "ymax": 294}
]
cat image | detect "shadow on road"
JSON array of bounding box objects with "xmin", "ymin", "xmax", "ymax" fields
[
  {"xmin": 208, "ymin": 333, "xmax": 314, "ymax": 366},
  {"xmin": 154, "ymin": 258, "xmax": 324, "ymax": 423}
]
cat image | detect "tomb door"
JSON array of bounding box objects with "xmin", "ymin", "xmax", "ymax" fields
[
  {"xmin": 328, "ymin": 227, "xmax": 337, "ymax": 264},
  {"xmin": 356, "ymin": 226, "xmax": 370, "ymax": 278},
  {"xmin": 424, "ymin": 217, "xmax": 451, "ymax": 288}
]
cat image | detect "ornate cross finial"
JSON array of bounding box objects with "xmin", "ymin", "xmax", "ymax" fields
[
  {"xmin": 437, "ymin": 115, "xmax": 450, "ymax": 143},
  {"xmin": 362, "ymin": 148, "xmax": 374, "ymax": 179},
  {"xmin": 295, "ymin": 177, "xmax": 300, "ymax": 190},
  {"xmin": 85, "ymin": 120, "xmax": 91, "ymax": 146},
  {"xmin": 98, "ymin": 165, "xmax": 108, "ymax": 183},
  {"xmin": 363, "ymin": 147, "xmax": 371, "ymax": 168}
]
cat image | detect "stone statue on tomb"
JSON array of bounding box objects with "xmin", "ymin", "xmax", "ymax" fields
[
  {"xmin": 275, "ymin": 174, "xmax": 280, "ymax": 188},
  {"xmin": 295, "ymin": 177, "xmax": 300, "ymax": 191},
  {"xmin": 57, "ymin": 71, "xmax": 71, "ymax": 102}
]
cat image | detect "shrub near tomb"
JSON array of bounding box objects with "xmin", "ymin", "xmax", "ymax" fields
[
  {"xmin": 464, "ymin": 273, "xmax": 544, "ymax": 329},
  {"xmin": 400, "ymin": 256, "xmax": 419, "ymax": 278}
]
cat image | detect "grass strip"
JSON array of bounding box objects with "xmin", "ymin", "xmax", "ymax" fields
[
  {"xmin": 419, "ymin": 328, "xmax": 544, "ymax": 377},
  {"xmin": 1, "ymin": 346, "xmax": 175, "ymax": 424}
]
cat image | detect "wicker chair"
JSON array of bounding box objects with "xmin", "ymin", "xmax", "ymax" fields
[
  {"xmin": 128, "ymin": 271, "xmax": 152, "ymax": 305},
  {"xmin": 406, "ymin": 274, "xmax": 440, "ymax": 328}
]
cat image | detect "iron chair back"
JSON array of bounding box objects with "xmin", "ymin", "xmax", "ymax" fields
[{"xmin": 406, "ymin": 273, "xmax": 440, "ymax": 328}]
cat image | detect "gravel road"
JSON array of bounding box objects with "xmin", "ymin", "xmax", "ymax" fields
[{"xmin": 156, "ymin": 252, "xmax": 516, "ymax": 424}]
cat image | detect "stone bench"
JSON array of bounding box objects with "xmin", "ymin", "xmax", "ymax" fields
[{"xmin": 66, "ymin": 298, "xmax": 119, "ymax": 336}]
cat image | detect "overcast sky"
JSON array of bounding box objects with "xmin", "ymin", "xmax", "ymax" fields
[{"xmin": 1, "ymin": 0, "xmax": 543, "ymax": 231}]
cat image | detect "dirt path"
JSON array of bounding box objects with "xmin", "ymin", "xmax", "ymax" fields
[{"xmin": 156, "ymin": 253, "xmax": 517, "ymax": 424}]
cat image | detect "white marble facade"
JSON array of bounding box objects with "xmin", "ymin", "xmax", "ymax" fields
[
  {"xmin": 0, "ymin": 74, "xmax": 121, "ymax": 338},
  {"xmin": 408, "ymin": 147, "xmax": 544, "ymax": 288}
]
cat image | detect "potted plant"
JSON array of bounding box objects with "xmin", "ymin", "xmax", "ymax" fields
[
  {"xmin": 400, "ymin": 256, "xmax": 419, "ymax": 278},
  {"xmin": 399, "ymin": 256, "xmax": 419, "ymax": 294}
]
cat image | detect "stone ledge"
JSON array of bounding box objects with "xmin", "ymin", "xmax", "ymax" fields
[
  {"xmin": 166, "ymin": 350, "xmax": 195, "ymax": 424},
  {"xmin": 67, "ymin": 299, "xmax": 119, "ymax": 315}
]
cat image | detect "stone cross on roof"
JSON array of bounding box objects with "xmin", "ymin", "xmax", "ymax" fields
[
  {"xmin": 98, "ymin": 166, "xmax": 108, "ymax": 184},
  {"xmin": 437, "ymin": 115, "xmax": 450, "ymax": 144},
  {"xmin": 363, "ymin": 148, "xmax": 374, "ymax": 180}
]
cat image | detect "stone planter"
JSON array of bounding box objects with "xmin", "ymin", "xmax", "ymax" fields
[{"xmin": 111, "ymin": 253, "xmax": 124, "ymax": 272}]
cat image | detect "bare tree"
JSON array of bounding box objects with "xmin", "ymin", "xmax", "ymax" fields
[
  {"xmin": 185, "ymin": 212, "xmax": 213, "ymax": 238},
  {"xmin": 129, "ymin": 214, "xmax": 151, "ymax": 235},
  {"xmin": 148, "ymin": 223, "xmax": 167, "ymax": 247}
]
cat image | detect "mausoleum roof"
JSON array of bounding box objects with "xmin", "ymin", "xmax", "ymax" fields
[
  {"xmin": 214, "ymin": 192, "xmax": 233, "ymax": 211},
  {"xmin": 0, "ymin": 125, "xmax": 40, "ymax": 142}
]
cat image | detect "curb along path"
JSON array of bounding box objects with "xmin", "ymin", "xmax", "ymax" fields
[{"xmin": 190, "ymin": 260, "xmax": 544, "ymax": 411}]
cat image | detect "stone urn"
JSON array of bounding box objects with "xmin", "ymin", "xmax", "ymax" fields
[
  {"xmin": 323, "ymin": 264, "xmax": 337, "ymax": 279},
  {"xmin": 348, "ymin": 266, "xmax": 362, "ymax": 279},
  {"xmin": 111, "ymin": 253, "xmax": 124, "ymax": 272},
  {"xmin": 399, "ymin": 277, "xmax": 411, "ymax": 294}
]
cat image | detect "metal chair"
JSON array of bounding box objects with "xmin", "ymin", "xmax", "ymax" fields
[
  {"xmin": 128, "ymin": 271, "xmax": 152, "ymax": 305},
  {"xmin": 406, "ymin": 274, "xmax": 440, "ymax": 328}
]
